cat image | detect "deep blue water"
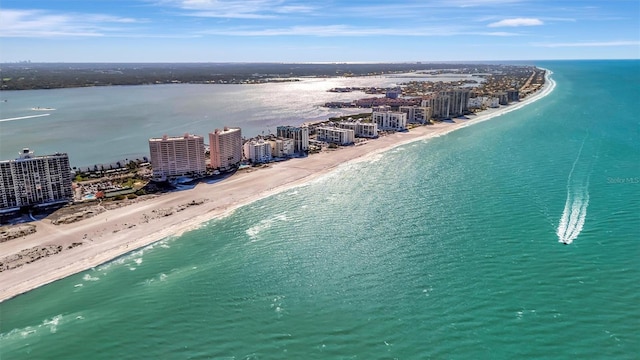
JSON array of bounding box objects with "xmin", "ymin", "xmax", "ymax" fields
[{"xmin": 1, "ymin": 60, "xmax": 638, "ymax": 359}]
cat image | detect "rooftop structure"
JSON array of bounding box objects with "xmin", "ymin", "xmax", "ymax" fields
[{"xmin": 0, "ymin": 148, "xmax": 73, "ymax": 210}]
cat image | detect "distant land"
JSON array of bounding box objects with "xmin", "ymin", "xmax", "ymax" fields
[{"xmin": 0, "ymin": 62, "xmax": 533, "ymax": 90}]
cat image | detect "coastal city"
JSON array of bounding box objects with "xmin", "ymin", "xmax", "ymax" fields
[{"xmin": 0, "ymin": 64, "xmax": 545, "ymax": 227}]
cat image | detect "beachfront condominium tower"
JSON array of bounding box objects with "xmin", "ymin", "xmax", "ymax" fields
[
  {"xmin": 0, "ymin": 148, "xmax": 73, "ymax": 210},
  {"xmin": 372, "ymin": 111, "xmax": 408, "ymax": 131},
  {"xmin": 276, "ymin": 126, "xmax": 309, "ymax": 154},
  {"xmin": 209, "ymin": 127, "xmax": 242, "ymax": 171},
  {"xmin": 148, "ymin": 134, "xmax": 206, "ymax": 181}
]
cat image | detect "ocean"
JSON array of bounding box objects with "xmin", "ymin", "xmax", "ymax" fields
[{"xmin": 1, "ymin": 60, "xmax": 639, "ymax": 359}]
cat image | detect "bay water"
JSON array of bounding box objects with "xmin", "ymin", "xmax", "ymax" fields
[{"xmin": 0, "ymin": 60, "xmax": 638, "ymax": 359}]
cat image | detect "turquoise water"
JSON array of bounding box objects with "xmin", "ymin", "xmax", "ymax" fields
[{"xmin": 1, "ymin": 60, "xmax": 639, "ymax": 359}]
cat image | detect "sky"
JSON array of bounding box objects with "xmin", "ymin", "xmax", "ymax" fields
[{"xmin": 0, "ymin": 0, "xmax": 639, "ymax": 62}]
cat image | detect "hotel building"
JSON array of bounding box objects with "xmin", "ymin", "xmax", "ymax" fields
[
  {"xmin": 0, "ymin": 148, "xmax": 73, "ymax": 210},
  {"xmin": 276, "ymin": 126, "xmax": 309, "ymax": 154},
  {"xmin": 316, "ymin": 127, "xmax": 355, "ymax": 145},
  {"xmin": 149, "ymin": 134, "xmax": 206, "ymax": 181},
  {"xmin": 372, "ymin": 111, "xmax": 408, "ymax": 131},
  {"xmin": 243, "ymin": 139, "xmax": 272, "ymax": 164},
  {"xmin": 209, "ymin": 127, "xmax": 242, "ymax": 171}
]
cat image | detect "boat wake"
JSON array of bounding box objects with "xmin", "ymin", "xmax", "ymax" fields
[
  {"xmin": 556, "ymin": 135, "xmax": 592, "ymax": 245},
  {"xmin": 0, "ymin": 113, "xmax": 51, "ymax": 122}
]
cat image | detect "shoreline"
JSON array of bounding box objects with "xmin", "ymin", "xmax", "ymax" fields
[{"xmin": 0, "ymin": 70, "xmax": 555, "ymax": 303}]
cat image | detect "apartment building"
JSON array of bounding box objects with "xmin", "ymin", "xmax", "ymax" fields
[
  {"xmin": 372, "ymin": 111, "xmax": 408, "ymax": 131},
  {"xmin": 149, "ymin": 134, "xmax": 206, "ymax": 181},
  {"xmin": 243, "ymin": 139, "xmax": 272, "ymax": 164},
  {"xmin": 209, "ymin": 127, "xmax": 242, "ymax": 171},
  {"xmin": 276, "ymin": 126, "xmax": 309, "ymax": 154},
  {"xmin": 0, "ymin": 148, "xmax": 73, "ymax": 210}
]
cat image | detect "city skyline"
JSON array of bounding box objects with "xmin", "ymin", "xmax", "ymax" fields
[{"xmin": 1, "ymin": 0, "xmax": 639, "ymax": 63}]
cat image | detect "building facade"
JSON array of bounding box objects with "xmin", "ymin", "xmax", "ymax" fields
[
  {"xmin": 372, "ymin": 111, "xmax": 408, "ymax": 131},
  {"xmin": 149, "ymin": 134, "xmax": 206, "ymax": 181},
  {"xmin": 0, "ymin": 148, "xmax": 73, "ymax": 210},
  {"xmin": 337, "ymin": 121, "xmax": 378, "ymax": 138},
  {"xmin": 209, "ymin": 127, "xmax": 242, "ymax": 170},
  {"xmin": 276, "ymin": 126, "xmax": 309, "ymax": 154},
  {"xmin": 268, "ymin": 138, "xmax": 295, "ymax": 158},
  {"xmin": 399, "ymin": 106, "xmax": 432, "ymax": 124},
  {"xmin": 243, "ymin": 139, "xmax": 272, "ymax": 164},
  {"xmin": 316, "ymin": 127, "xmax": 355, "ymax": 145},
  {"xmin": 425, "ymin": 89, "xmax": 471, "ymax": 119}
]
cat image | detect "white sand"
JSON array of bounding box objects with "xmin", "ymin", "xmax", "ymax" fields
[{"xmin": 0, "ymin": 71, "xmax": 555, "ymax": 303}]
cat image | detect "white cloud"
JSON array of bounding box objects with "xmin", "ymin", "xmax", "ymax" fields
[
  {"xmin": 158, "ymin": 0, "xmax": 316, "ymax": 18},
  {"xmin": 0, "ymin": 9, "xmax": 142, "ymax": 37},
  {"xmin": 199, "ymin": 25, "xmax": 522, "ymax": 37},
  {"xmin": 488, "ymin": 18, "xmax": 543, "ymax": 27},
  {"xmin": 534, "ymin": 40, "xmax": 640, "ymax": 48}
]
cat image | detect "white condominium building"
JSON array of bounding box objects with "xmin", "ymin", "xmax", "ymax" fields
[
  {"xmin": 243, "ymin": 139, "xmax": 272, "ymax": 164},
  {"xmin": 0, "ymin": 148, "xmax": 73, "ymax": 210},
  {"xmin": 337, "ymin": 121, "xmax": 378, "ymax": 138},
  {"xmin": 372, "ymin": 111, "xmax": 407, "ymax": 131},
  {"xmin": 149, "ymin": 133, "xmax": 206, "ymax": 181},
  {"xmin": 399, "ymin": 106, "xmax": 432, "ymax": 124},
  {"xmin": 269, "ymin": 138, "xmax": 295, "ymax": 158},
  {"xmin": 276, "ymin": 126, "xmax": 309, "ymax": 154},
  {"xmin": 316, "ymin": 127, "xmax": 355, "ymax": 145},
  {"xmin": 209, "ymin": 127, "xmax": 242, "ymax": 170}
]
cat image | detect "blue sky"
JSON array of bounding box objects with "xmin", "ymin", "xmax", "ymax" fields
[{"xmin": 1, "ymin": 0, "xmax": 638, "ymax": 62}]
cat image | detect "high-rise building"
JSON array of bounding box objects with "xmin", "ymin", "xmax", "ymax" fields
[
  {"xmin": 209, "ymin": 127, "xmax": 242, "ymax": 171},
  {"xmin": 426, "ymin": 89, "xmax": 471, "ymax": 119},
  {"xmin": 149, "ymin": 133, "xmax": 206, "ymax": 181},
  {"xmin": 0, "ymin": 148, "xmax": 73, "ymax": 210},
  {"xmin": 276, "ymin": 126, "xmax": 309, "ymax": 154}
]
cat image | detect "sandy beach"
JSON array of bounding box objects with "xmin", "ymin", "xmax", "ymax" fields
[{"xmin": 0, "ymin": 72, "xmax": 555, "ymax": 303}]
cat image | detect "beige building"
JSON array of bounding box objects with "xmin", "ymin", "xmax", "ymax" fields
[
  {"xmin": 0, "ymin": 148, "xmax": 73, "ymax": 210},
  {"xmin": 149, "ymin": 134, "xmax": 206, "ymax": 181},
  {"xmin": 399, "ymin": 106, "xmax": 432, "ymax": 124},
  {"xmin": 269, "ymin": 138, "xmax": 295, "ymax": 158},
  {"xmin": 209, "ymin": 127, "xmax": 242, "ymax": 171}
]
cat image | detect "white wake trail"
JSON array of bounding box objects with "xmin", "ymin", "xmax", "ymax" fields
[
  {"xmin": 557, "ymin": 135, "xmax": 590, "ymax": 245},
  {"xmin": 0, "ymin": 113, "xmax": 51, "ymax": 122}
]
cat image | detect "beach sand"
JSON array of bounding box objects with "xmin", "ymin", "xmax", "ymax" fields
[{"xmin": 0, "ymin": 72, "xmax": 555, "ymax": 303}]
